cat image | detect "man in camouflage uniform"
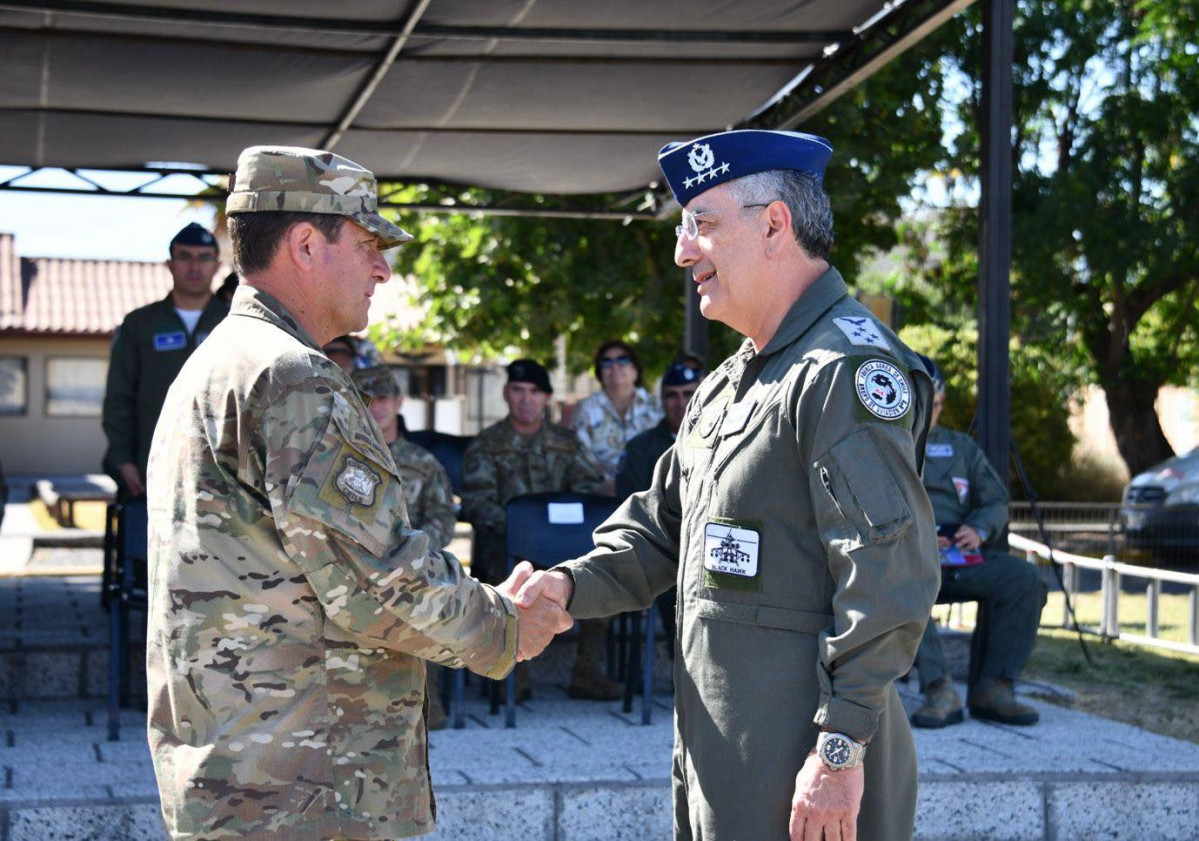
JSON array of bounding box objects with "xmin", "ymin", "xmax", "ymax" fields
[
  {"xmin": 516, "ymin": 130, "xmax": 940, "ymax": 840},
  {"xmin": 102, "ymin": 222, "xmax": 228, "ymax": 499},
  {"xmin": 461, "ymin": 360, "xmax": 622, "ymax": 700},
  {"xmin": 146, "ymin": 146, "xmax": 571, "ymax": 841},
  {"xmin": 909, "ymin": 354, "xmax": 1046, "ymax": 729},
  {"xmin": 353, "ymin": 363, "xmax": 458, "ymax": 729}
]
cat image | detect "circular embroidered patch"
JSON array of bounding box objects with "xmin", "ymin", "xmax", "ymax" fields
[{"xmin": 854, "ymin": 359, "xmax": 912, "ymax": 420}]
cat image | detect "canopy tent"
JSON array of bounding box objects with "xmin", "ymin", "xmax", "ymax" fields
[
  {"xmin": 0, "ymin": 0, "xmax": 1013, "ymax": 484},
  {"xmin": 1, "ymin": 0, "xmax": 969, "ymax": 216}
]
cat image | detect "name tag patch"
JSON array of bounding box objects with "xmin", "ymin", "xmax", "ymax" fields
[
  {"xmin": 833, "ymin": 317, "xmax": 891, "ymax": 351},
  {"xmin": 927, "ymin": 443, "xmax": 954, "ymax": 458},
  {"xmin": 719, "ymin": 399, "xmax": 756, "ymax": 437},
  {"xmin": 703, "ymin": 523, "xmax": 759, "ymax": 578},
  {"xmin": 153, "ymin": 331, "xmax": 186, "ymax": 351}
]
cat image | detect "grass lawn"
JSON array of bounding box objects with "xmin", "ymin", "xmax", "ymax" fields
[{"xmin": 940, "ymin": 592, "xmax": 1199, "ymax": 744}]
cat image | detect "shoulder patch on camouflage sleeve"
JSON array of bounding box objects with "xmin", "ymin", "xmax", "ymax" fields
[{"xmin": 333, "ymin": 454, "xmax": 381, "ymax": 507}]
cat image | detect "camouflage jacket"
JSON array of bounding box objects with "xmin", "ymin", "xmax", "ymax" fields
[
  {"xmin": 460, "ymin": 419, "xmax": 603, "ymax": 576},
  {"xmin": 145, "ymin": 284, "xmax": 517, "ymax": 841},
  {"xmin": 388, "ymin": 435, "xmax": 457, "ymax": 551}
]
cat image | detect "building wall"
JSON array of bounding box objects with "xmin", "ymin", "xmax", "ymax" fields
[{"xmin": 0, "ymin": 335, "xmax": 111, "ymax": 475}]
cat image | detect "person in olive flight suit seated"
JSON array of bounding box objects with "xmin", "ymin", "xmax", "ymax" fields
[{"xmin": 909, "ymin": 353, "xmax": 1047, "ymax": 728}]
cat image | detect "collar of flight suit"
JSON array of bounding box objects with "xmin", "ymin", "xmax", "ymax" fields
[
  {"xmin": 756, "ymin": 266, "xmax": 849, "ymax": 358},
  {"xmin": 228, "ymin": 283, "xmax": 322, "ymax": 352}
]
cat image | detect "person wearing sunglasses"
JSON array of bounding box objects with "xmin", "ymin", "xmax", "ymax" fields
[
  {"xmin": 572, "ymin": 339, "xmax": 663, "ymax": 497},
  {"xmin": 101, "ymin": 222, "xmax": 229, "ymax": 500},
  {"xmin": 516, "ymin": 129, "xmax": 940, "ymax": 841}
]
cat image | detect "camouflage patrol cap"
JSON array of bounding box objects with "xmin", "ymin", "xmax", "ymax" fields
[
  {"xmin": 226, "ymin": 146, "xmax": 413, "ymax": 247},
  {"xmin": 351, "ymin": 364, "xmax": 401, "ymax": 398}
]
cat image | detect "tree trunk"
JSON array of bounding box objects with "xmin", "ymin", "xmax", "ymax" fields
[{"xmin": 1101, "ymin": 374, "xmax": 1176, "ymax": 477}]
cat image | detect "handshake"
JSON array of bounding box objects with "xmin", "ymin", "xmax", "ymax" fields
[{"xmin": 495, "ymin": 561, "xmax": 577, "ymax": 661}]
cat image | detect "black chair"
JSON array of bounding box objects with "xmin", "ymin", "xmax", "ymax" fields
[
  {"xmin": 103, "ymin": 499, "xmax": 148, "ymax": 741},
  {"xmin": 407, "ymin": 430, "xmax": 472, "ymax": 496},
  {"xmin": 492, "ymin": 491, "xmax": 656, "ymax": 727}
]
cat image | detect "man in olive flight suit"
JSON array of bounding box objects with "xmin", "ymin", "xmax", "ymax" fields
[
  {"xmin": 909, "ymin": 354, "xmax": 1046, "ymax": 728},
  {"xmin": 102, "ymin": 223, "xmax": 228, "ymax": 499},
  {"xmin": 145, "ymin": 146, "xmax": 571, "ymax": 840},
  {"xmin": 516, "ymin": 130, "xmax": 941, "ymax": 841}
]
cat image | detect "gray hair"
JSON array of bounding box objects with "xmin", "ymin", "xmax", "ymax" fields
[{"xmin": 730, "ymin": 169, "xmax": 834, "ymax": 261}]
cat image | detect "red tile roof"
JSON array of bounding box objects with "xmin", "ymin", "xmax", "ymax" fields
[{"xmin": 0, "ymin": 232, "xmax": 180, "ymax": 336}]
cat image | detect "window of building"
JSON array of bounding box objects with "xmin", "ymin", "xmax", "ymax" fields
[
  {"xmin": 46, "ymin": 357, "xmax": 108, "ymax": 417},
  {"xmin": 0, "ymin": 357, "xmax": 27, "ymax": 415}
]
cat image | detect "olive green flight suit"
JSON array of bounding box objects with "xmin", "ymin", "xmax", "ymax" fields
[{"xmin": 560, "ymin": 268, "xmax": 940, "ymax": 841}]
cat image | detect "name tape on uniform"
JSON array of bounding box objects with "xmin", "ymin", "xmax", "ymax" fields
[
  {"xmin": 926, "ymin": 443, "xmax": 954, "ymax": 458},
  {"xmin": 703, "ymin": 523, "xmax": 759, "ymax": 578},
  {"xmin": 154, "ymin": 331, "xmax": 187, "ymax": 351},
  {"xmin": 833, "ymin": 317, "xmax": 891, "ymax": 352},
  {"xmin": 719, "ymin": 400, "xmax": 756, "ymax": 437}
]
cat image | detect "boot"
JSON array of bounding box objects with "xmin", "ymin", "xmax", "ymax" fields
[
  {"xmin": 425, "ymin": 665, "xmax": 447, "ymax": 731},
  {"xmin": 968, "ymin": 678, "xmax": 1040, "ymax": 726},
  {"xmin": 910, "ymin": 677, "xmax": 964, "ymax": 728},
  {"xmin": 568, "ymin": 618, "xmax": 624, "ymax": 701}
]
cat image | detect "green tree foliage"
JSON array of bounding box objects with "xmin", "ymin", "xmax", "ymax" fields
[
  {"xmin": 376, "ymin": 43, "xmax": 947, "ymax": 377},
  {"xmin": 921, "ymin": 0, "xmax": 1199, "ymax": 477}
]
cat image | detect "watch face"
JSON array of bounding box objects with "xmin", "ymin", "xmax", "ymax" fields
[{"xmin": 823, "ymin": 736, "xmax": 851, "ymax": 766}]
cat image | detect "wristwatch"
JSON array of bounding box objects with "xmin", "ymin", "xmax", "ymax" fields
[{"xmin": 815, "ymin": 731, "xmax": 866, "ymax": 771}]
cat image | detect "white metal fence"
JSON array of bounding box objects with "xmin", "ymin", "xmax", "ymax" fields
[{"xmin": 1009, "ymin": 532, "xmax": 1199, "ymax": 657}]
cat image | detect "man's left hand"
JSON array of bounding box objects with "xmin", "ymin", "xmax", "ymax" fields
[
  {"xmin": 954, "ymin": 524, "xmax": 981, "ymax": 551},
  {"xmin": 789, "ymin": 751, "xmax": 863, "ymax": 841}
]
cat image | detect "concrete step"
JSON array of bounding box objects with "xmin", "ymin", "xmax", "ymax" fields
[{"xmin": 1, "ymin": 687, "xmax": 1197, "ymax": 840}]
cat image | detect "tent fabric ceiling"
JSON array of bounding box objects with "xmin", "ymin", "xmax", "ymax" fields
[{"xmin": 0, "ymin": 0, "xmax": 961, "ymax": 197}]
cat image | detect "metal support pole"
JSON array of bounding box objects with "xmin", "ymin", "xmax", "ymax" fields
[
  {"xmin": 1190, "ymin": 588, "xmax": 1198, "ymax": 647},
  {"xmin": 1100, "ymin": 556, "xmax": 1118, "ymax": 639},
  {"xmin": 977, "ymin": 0, "xmax": 1014, "ymax": 489},
  {"xmin": 1061, "ymin": 562, "xmax": 1075, "ymax": 628},
  {"xmin": 1146, "ymin": 579, "xmax": 1160, "ymax": 639}
]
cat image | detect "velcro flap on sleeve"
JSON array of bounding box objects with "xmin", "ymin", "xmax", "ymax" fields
[
  {"xmin": 287, "ymin": 409, "xmax": 402, "ymax": 560},
  {"xmin": 816, "ymin": 428, "xmax": 912, "ymax": 545}
]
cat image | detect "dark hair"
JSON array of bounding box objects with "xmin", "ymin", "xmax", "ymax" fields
[
  {"xmin": 228, "ymin": 212, "xmax": 345, "ymax": 275},
  {"xmin": 593, "ymin": 339, "xmax": 644, "ymax": 388},
  {"xmin": 217, "ymin": 272, "xmax": 239, "ymax": 302}
]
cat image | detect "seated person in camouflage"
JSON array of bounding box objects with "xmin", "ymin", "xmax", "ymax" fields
[
  {"xmin": 145, "ymin": 146, "xmax": 572, "ymax": 841},
  {"xmin": 461, "ymin": 359, "xmax": 622, "ymax": 700},
  {"xmin": 353, "ymin": 363, "xmax": 458, "ymax": 729},
  {"xmin": 910, "ymin": 354, "xmax": 1047, "ymax": 728}
]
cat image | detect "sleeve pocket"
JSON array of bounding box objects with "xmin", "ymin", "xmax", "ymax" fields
[
  {"xmin": 285, "ymin": 410, "xmax": 402, "ymax": 561},
  {"xmin": 815, "ymin": 428, "xmax": 912, "ymax": 545}
]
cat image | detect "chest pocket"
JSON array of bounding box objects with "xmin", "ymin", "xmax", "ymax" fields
[
  {"xmin": 288, "ymin": 400, "xmax": 404, "ymax": 560},
  {"xmin": 814, "ymin": 428, "xmax": 912, "ymax": 546}
]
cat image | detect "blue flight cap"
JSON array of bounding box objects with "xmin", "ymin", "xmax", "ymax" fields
[
  {"xmin": 915, "ymin": 353, "xmax": 945, "ymax": 394},
  {"xmin": 661, "ymin": 362, "xmax": 702, "ymax": 388},
  {"xmin": 657, "ymin": 129, "xmax": 833, "ymax": 208},
  {"xmin": 169, "ymin": 222, "xmax": 218, "ymax": 255}
]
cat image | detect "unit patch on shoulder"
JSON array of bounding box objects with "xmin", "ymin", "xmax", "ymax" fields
[
  {"xmin": 334, "ymin": 455, "xmax": 381, "ymax": 507},
  {"xmin": 833, "ymin": 317, "xmax": 891, "ymax": 352},
  {"xmin": 854, "ymin": 359, "xmax": 912, "ymax": 421}
]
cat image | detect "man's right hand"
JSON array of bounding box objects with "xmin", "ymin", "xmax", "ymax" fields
[
  {"xmin": 513, "ymin": 569, "xmax": 574, "ymax": 612},
  {"xmin": 118, "ymin": 462, "xmax": 145, "ymax": 497},
  {"xmin": 496, "ymin": 562, "xmax": 574, "ymax": 661}
]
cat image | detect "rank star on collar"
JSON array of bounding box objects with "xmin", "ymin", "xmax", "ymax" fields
[{"xmin": 833, "ymin": 316, "xmax": 892, "ymax": 352}]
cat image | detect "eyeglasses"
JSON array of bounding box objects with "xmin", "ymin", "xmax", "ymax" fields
[
  {"xmin": 600, "ymin": 355, "xmax": 634, "ymax": 369},
  {"xmin": 675, "ymin": 202, "xmax": 773, "ymax": 241},
  {"xmin": 171, "ymin": 254, "xmax": 218, "ymax": 264}
]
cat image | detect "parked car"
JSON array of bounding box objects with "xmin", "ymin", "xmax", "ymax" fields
[{"xmin": 1120, "ymin": 447, "xmax": 1199, "ymax": 562}]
